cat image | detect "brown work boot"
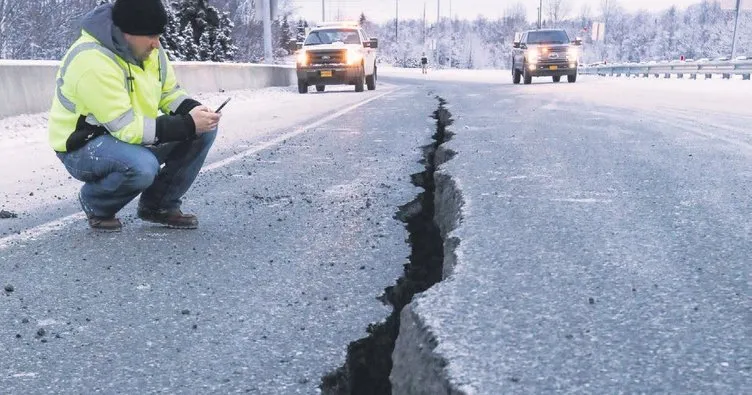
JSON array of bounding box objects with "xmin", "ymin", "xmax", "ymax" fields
[
  {"xmin": 87, "ymin": 215, "xmax": 122, "ymax": 232},
  {"xmin": 137, "ymin": 207, "xmax": 199, "ymax": 229}
]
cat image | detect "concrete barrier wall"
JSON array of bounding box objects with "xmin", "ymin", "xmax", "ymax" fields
[
  {"xmin": 0, "ymin": 60, "xmax": 296, "ymax": 119},
  {"xmin": 0, "ymin": 60, "xmax": 61, "ymax": 119}
]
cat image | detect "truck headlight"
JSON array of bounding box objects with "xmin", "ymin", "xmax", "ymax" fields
[
  {"xmin": 526, "ymin": 50, "xmax": 539, "ymax": 64},
  {"xmin": 567, "ymin": 47, "xmax": 579, "ymax": 61},
  {"xmin": 297, "ymin": 51, "xmax": 309, "ymax": 66},
  {"xmin": 347, "ymin": 50, "xmax": 363, "ymax": 65}
]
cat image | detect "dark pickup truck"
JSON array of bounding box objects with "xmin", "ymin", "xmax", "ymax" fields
[{"xmin": 511, "ymin": 29, "xmax": 582, "ymax": 85}]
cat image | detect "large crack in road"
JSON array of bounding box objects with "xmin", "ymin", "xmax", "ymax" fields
[{"xmin": 320, "ymin": 97, "xmax": 457, "ymax": 394}]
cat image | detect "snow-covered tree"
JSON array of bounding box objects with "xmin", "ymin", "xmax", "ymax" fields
[
  {"xmin": 295, "ymin": 18, "xmax": 308, "ymax": 45},
  {"xmin": 277, "ymin": 14, "xmax": 294, "ymax": 53},
  {"xmin": 166, "ymin": 0, "xmax": 237, "ymax": 61},
  {"xmin": 161, "ymin": 3, "xmax": 186, "ymax": 60},
  {"xmin": 0, "ymin": 0, "xmax": 750, "ymax": 66}
]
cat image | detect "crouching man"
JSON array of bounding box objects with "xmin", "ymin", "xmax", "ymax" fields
[{"xmin": 48, "ymin": 0, "xmax": 220, "ymax": 231}]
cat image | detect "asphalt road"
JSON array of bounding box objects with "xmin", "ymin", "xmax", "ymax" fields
[
  {"xmin": 388, "ymin": 73, "xmax": 752, "ymax": 393},
  {"xmin": 0, "ymin": 85, "xmax": 434, "ymax": 393},
  {"xmin": 1, "ymin": 72, "xmax": 750, "ymax": 394}
]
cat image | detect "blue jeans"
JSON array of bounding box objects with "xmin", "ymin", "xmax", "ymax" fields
[{"xmin": 56, "ymin": 131, "xmax": 217, "ymax": 217}]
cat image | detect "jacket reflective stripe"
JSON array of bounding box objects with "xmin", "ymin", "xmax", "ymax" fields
[
  {"xmin": 158, "ymin": 48, "xmax": 168, "ymax": 84},
  {"xmin": 166, "ymin": 94, "xmax": 189, "ymax": 113},
  {"xmin": 142, "ymin": 117, "xmax": 157, "ymax": 145},
  {"xmin": 161, "ymin": 85, "xmax": 182, "ymax": 101},
  {"xmin": 56, "ymin": 42, "xmax": 129, "ymax": 113},
  {"xmin": 85, "ymin": 109, "xmax": 135, "ymax": 133}
]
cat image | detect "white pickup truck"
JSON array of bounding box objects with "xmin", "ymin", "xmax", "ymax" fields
[{"xmin": 295, "ymin": 22, "xmax": 379, "ymax": 93}]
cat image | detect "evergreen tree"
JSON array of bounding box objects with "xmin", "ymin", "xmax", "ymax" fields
[
  {"xmin": 296, "ymin": 19, "xmax": 308, "ymax": 43},
  {"xmin": 180, "ymin": 23, "xmax": 199, "ymax": 60},
  {"xmin": 168, "ymin": 0, "xmax": 237, "ymax": 61},
  {"xmin": 160, "ymin": 3, "xmax": 186, "ymax": 60},
  {"xmin": 213, "ymin": 12, "xmax": 236, "ymax": 61},
  {"xmin": 198, "ymin": 28, "xmax": 213, "ymax": 60},
  {"xmin": 278, "ymin": 14, "xmax": 294, "ymax": 54}
]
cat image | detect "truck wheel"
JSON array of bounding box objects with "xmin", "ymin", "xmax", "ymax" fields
[
  {"xmin": 513, "ymin": 68, "xmax": 521, "ymax": 84},
  {"xmin": 298, "ymin": 80, "xmax": 308, "ymax": 94},
  {"xmin": 567, "ymin": 73, "xmax": 577, "ymax": 83},
  {"xmin": 366, "ymin": 73, "xmax": 376, "ymax": 90},
  {"xmin": 523, "ymin": 67, "xmax": 532, "ymax": 85},
  {"xmin": 552, "ymin": 76, "xmax": 561, "ymax": 83},
  {"xmin": 316, "ymin": 85, "xmax": 325, "ymax": 92},
  {"xmin": 355, "ymin": 67, "xmax": 365, "ymax": 92}
]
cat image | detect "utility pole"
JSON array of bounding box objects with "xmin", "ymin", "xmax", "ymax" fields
[
  {"xmin": 603, "ymin": 0, "xmax": 609, "ymax": 41},
  {"xmin": 538, "ymin": 0, "xmax": 543, "ymax": 29},
  {"xmin": 262, "ymin": 0, "xmax": 273, "ymax": 64},
  {"xmin": 436, "ymin": 0, "xmax": 440, "ymax": 66},
  {"xmin": 448, "ymin": 0, "xmax": 452, "ymax": 67},
  {"xmin": 322, "ymin": 0, "xmax": 325, "ymax": 21},
  {"xmin": 396, "ymin": 0, "xmax": 399, "ymax": 43},
  {"xmin": 423, "ymin": 1, "xmax": 426, "ymax": 47},
  {"xmin": 732, "ymin": 0, "xmax": 743, "ymax": 59}
]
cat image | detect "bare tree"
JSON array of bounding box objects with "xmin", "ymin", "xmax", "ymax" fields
[
  {"xmin": 599, "ymin": 0, "xmax": 620, "ymax": 34},
  {"xmin": 579, "ymin": 4, "xmax": 592, "ymax": 22},
  {"xmin": 546, "ymin": 0, "xmax": 571, "ymax": 27},
  {"xmin": 0, "ymin": 0, "xmax": 22, "ymax": 58},
  {"xmin": 597, "ymin": 0, "xmax": 617, "ymax": 57},
  {"xmin": 504, "ymin": 2, "xmax": 527, "ymax": 22}
]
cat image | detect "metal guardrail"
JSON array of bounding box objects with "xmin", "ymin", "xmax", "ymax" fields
[{"xmin": 580, "ymin": 60, "xmax": 752, "ymax": 80}]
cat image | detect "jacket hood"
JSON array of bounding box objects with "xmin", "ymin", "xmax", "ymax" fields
[{"xmin": 80, "ymin": 4, "xmax": 139, "ymax": 65}]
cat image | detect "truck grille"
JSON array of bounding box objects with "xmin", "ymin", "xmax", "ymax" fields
[
  {"xmin": 309, "ymin": 50, "xmax": 347, "ymax": 65},
  {"xmin": 539, "ymin": 47, "xmax": 571, "ymax": 65}
]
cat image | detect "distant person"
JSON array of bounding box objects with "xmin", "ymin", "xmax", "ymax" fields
[
  {"xmin": 48, "ymin": 0, "xmax": 221, "ymax": 231},
  {"xmin": 421, "ymin": 53, "xmax": 428, "ymax": 74}
]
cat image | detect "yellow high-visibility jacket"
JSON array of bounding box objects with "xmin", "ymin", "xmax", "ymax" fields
[{"xmin": 48, "ymin": 4, "xmax": 197, "ymax": 152}]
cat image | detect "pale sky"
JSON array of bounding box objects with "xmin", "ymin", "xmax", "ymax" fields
[{"xmin": 290, "ymin": 0, "xmax": 695, "ymax": 23}]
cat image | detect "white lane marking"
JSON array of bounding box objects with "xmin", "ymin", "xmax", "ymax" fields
[
  {"xmin": 202, "ymin": 89, "xmax": 398, "ymax": 172},
  {"xmin": 0, "ymin": 213, "xmax": 85, "ymax": 250},
  {"xmin": 11, "ymin": 372, "xmax": 38, "ymax": 378},
  {"xmin": 0, "ymin": 89, "xmax": 399, "ymax": 251},
  {"xmin": 551, "ymin": 198, "xmax": 613, "ymax": 204}
]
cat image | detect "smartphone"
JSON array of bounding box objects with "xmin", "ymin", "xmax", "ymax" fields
[{"xmin": 215, "ymin": 97, "xmax": 231, "ymax": 113}]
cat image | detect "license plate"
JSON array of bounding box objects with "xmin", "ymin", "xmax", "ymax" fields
[
  {"xmin": 320, "ymin": 70, "xmax": 333, "ymax": 77},
  {"xmin": 549, "ymin": 65, "xmax": 558, "ymax": 70}
]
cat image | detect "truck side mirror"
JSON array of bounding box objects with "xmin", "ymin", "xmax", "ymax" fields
[
  {"xmin": 296, "ymin": 42, "xmax": 303, "ymax": 50},
  {"xmin": 573, "ymin": 37, "xmax": 582, "ymax": 46},
  {"xmin": 369, "ymin": 38, "xmax": 379, "ymax": 49},
  {"xmin": 513, "ymin": 41, "xmax": 520, "ymax": 49}
]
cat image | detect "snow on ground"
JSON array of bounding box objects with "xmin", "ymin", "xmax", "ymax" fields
[
  {"xmin": 0, "ymin": 83, "xmax": 395, "ymax": 218},
  {"xmin": 514, "ymin": 74, "xmax": 752, "ymax": 118},
  {"xmin": 381, "ymin": 66, "xmax": 752, "ymax": 117},
  {"xmin": 379, "ymin": 65, "xmax": 510, "ymax": 84}
]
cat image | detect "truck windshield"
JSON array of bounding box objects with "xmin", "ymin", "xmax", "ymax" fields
[
  {"xmin": 304, "ymin": 29, "xmax": 360, "ymax": 46},
  {"xmin": 527, "ymin": 30, "xmax": 570, "ymax": 44}
]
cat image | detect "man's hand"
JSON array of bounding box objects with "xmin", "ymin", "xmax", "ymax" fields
[{"xmin": 189, "ymin": 105, "xmax": 221, "ymax": 134}]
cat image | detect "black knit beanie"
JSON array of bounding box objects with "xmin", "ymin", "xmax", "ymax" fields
[{"xmin": 112, "ymin": 0, "xmax": 168, "ymax": 36}]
